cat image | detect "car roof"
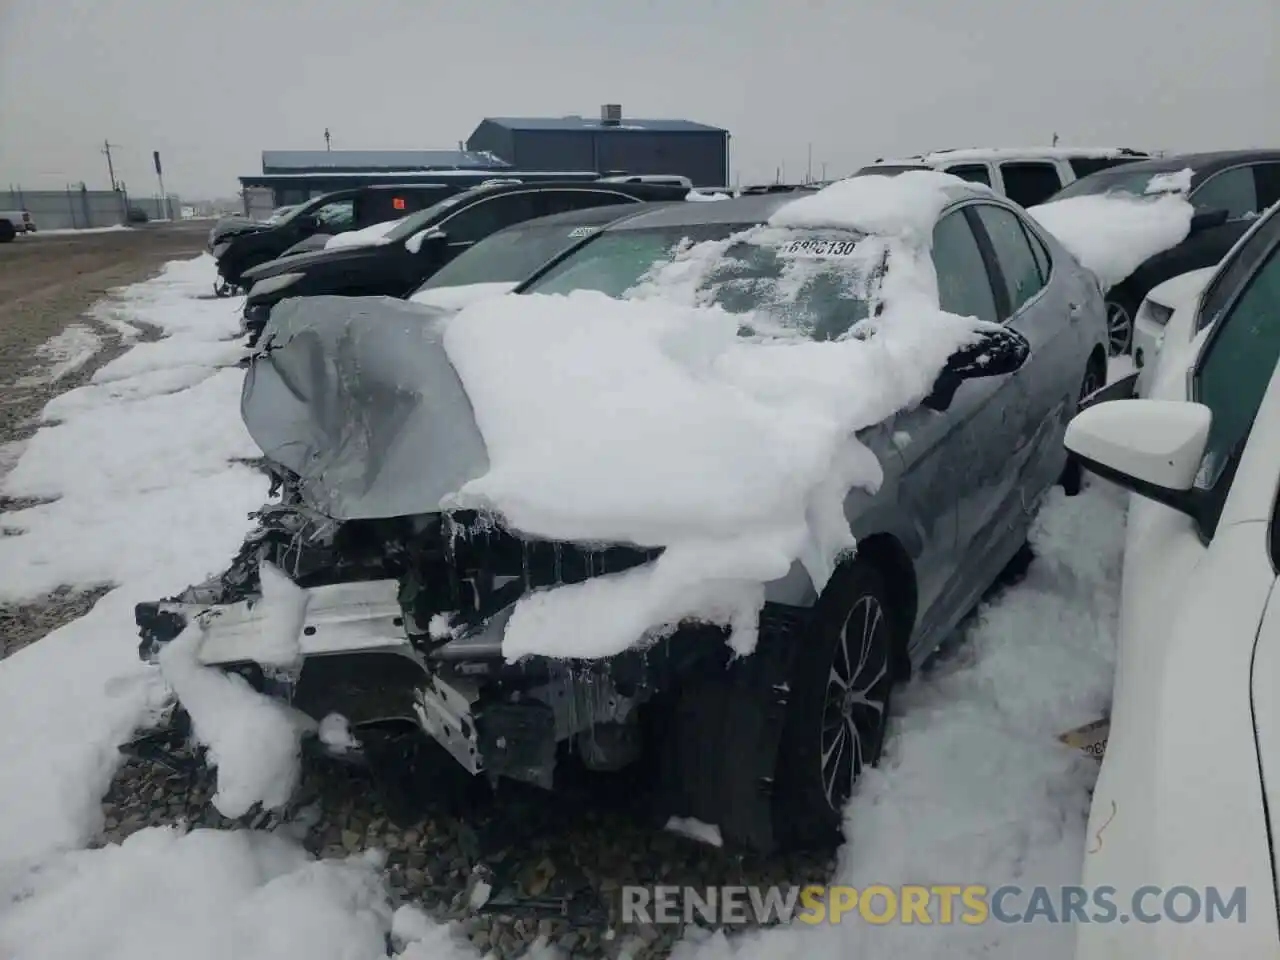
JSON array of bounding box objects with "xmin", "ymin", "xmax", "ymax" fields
[
  {"xmin": 872, "ymin": 146, "xmax": 1152, "ymax": 166},
  {"xmin": 1071, "ymin": 149, "xmax": 1280, "ymax": 178},
  {"xmin": 609, "ymin": 179, "xmax": 990, "ymax": 231},
  {"xmin": 457, "ymin": 179, "xmax": 691, "ymax": 202}
]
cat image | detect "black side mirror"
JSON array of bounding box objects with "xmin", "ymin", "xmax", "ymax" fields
[
  {"xmin": 924, "ymin": 326, "xmax": 1030, "ymax": 412},
  {"xmin": 1189, "ymin": 208, "xmax": 1229, "ymax": 233}
]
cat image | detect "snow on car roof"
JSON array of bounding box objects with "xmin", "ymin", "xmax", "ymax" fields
[
  {"xmin": 614, "ymin": 171, "xmax": 986, "ymax": 235},
  {"xmin": 908, "ymin": 146, "xmax": 1150, "ymax": 163}
]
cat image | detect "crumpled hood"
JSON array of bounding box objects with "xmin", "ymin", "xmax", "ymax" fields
[{"xmin": 241, "ymin": 295, "xmax": 490, "ymax": 521}]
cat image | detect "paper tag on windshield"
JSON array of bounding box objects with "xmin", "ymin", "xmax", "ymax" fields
[
  {"xmin": 776, "ymin": 238, "xmax": 861, "ymax": 257},
  {"xmin": 568, "ymin": 226, "xmax": 599, "ymax": 238}
]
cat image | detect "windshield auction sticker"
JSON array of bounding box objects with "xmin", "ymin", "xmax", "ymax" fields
[{"xmin": 776, "ymin": 238, "xmax": 861, "ymax": 257}]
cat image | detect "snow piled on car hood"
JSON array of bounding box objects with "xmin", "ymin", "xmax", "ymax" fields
[
  {"xmin": 441, "ymin": 172, "xmax": 990, "ymax": 661},
  {"xmin": 323, "ymin": 217, "xmax": 406, "ymax": 250},
  {"xmin": 1027, "ymin": 192, "xmax": 1194, "ymax": 291}
]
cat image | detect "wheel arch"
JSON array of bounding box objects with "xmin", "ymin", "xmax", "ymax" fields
[{"xmin": 851, "ymin": 532, "xmax": 917, "ymax": 683}]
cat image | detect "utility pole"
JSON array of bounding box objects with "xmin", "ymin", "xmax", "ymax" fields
[
  {"xmin": 102, "ymin": 139, "xmax": 120, "ymax": 190},
  {"xmin": 324, "ymin": 128, "xmax": 331, "ymax": 151},
  {"xmin": 821, "ymin": 161, "xmax": 828, "ymax": 182},
  {"xmin": 1052, "ymin": 132, "xmax": 1060, "ymax": 146},
  {"xmin": 806, "ymin": 143, "xmax": 813, "ymax": 184}
]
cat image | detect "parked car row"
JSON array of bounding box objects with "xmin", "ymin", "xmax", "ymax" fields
[
  {"xmin": 137, "ymin": 153, "xmax": 1280, "ymax": 958},
  {"xmin": 140, "ymin": 170, "xmax": 1113, "ymax": 852}
]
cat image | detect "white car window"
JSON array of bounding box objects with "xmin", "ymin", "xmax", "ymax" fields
[{"xmin": 1192, "ymin": 234, "xmax": 1280, "ymax": 534}]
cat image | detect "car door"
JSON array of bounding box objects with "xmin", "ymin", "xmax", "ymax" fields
[
  {"xmin": 969, "ymin": 202, "xmax": 1080, "ymax": 512},
  {"xmin": 887, "ymin": 205, "xmax": 1014, "ymax": 639},
  {"xmin": 1077, "ymin": 237, "xmax": 1280, "ymax": 959}
]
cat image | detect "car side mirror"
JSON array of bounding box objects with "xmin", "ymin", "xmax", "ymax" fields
[
  {"xmin": 923, "ymin": 326, "xmax": 1030, "ymax": 412},
  {"xmin": 406, "ymin": 227, "xmax": 448, "ymax": 255},
  {"xmin": 1064, "ymin": 398, "xmax": 1211, "ymax": 516},
  {"xmin": 1189, "ymin": 208, "xmax": 1229, "ymax": 233}
]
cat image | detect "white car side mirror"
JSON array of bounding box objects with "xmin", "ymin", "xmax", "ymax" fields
[{"xmin": 1065, "ymin": 399, "xmax": 1212, "ymax": 510}]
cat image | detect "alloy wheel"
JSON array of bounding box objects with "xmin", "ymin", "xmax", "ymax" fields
[
  {"xmin": 1106, "ymin": 300, "xmax": 1133, "ymax": 356},
  {"xmin": 819, "ymin": 595, "xmax": 891, "ymax": 811}
]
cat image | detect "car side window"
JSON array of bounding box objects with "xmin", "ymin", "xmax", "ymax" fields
[
  {"xmin": 439, "ymin": 193, "xmax": 539, "ymax": 245},
  {"xmin": 1252, "ymin": 163, "xmax": 1280, "ymax": 210},
  {"xmin": 1196, "ymin": 207, "xmax": 1280, "ymax": 333},
  {"xmin": 314, "ymin": 200, "xmax": 354, "ymax": 230},
  {"xmin": 1069, "ymin": 156, "xmax": 1140, "ymax": 179},
  {"xmin": 972, "ymin": 205, "xmax": 1046, "ymax": 316},
  {"xmin": 932, "ymin": 210, "xmax": 999, "ymax": 324},
  {"xmin": 998, "ymin": 162, "xmax": 1064, "ymax": 208},
  {"xmin": 943, "ymin": 164, "xmax": 992, "ymax": 187},
  {"xmin": 1191, "ymin": 167, "xmax": 1259, "ymax": 220},
  {"xmin": 1192, "ymin": 236, "xmax": 1280, "ymax": 536}
]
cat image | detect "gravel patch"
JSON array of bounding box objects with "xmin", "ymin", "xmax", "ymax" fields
[
  {"xmin": 0, "ymin": 584, "xmax": 113, "ymax": 658},
  {"xmin": 101, "ymin": 733, "xmax": 837, "ymax": 959}
]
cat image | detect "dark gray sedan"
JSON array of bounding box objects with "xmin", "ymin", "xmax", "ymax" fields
[{"xmin": 136, "ymin": 180, "xmax": 1109, "ymax": 851}]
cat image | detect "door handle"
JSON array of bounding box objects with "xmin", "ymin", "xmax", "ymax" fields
[{"xmin": 1068, "ymin": 301, "xmax": 1083, "ymax": 322}]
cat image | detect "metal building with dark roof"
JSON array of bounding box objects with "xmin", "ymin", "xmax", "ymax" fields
[
  {"xmin": 467, "ymin": 105, "xmax": 729, "ymax": 188},
  {"xmin": 259, "ymin": 149, "xmax": 510, "ymax": 174}
]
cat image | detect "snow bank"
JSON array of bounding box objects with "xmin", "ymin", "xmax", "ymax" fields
[
  {"xmin": 323, "ymin": 217, "xmax": 405, "ymax": 250},
  {"xmin": 0, "ymin": 256, "xmax": 267, "ymax": 867},
  {"xmin": 1028, "ymin": 192, "xmax": 1193, "ymax": 291},
  {"xmin": 158, "ymin": 628, "xmax": 309, "ymax": 818},
  {"xmin": 686, "ymin": 189, "xmax": 731, "ymax": 202},
  {"xmin": 679, "ymin": 483, "xmax": 1127, "ymax": 960},
  {"xmin": 31, "ymin": 225, "xmax": 133, "ymax": 237},
  {"xmin": 0, "ymin": 826, "xmax": 474, "ymax": 960},
  {"xmin": 443, "ymin": 172, "xmax": 988, "ymax": 660}
]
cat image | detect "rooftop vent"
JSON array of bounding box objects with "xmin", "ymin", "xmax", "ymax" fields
[{"xmin": 600, "ymin": 104, "xmax": 622, "ymax": 126}]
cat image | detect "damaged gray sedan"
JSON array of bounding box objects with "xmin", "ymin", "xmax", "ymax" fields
[{"xmin": 136, "ymin": 189, "xmax": 1109, "ymax": 851}]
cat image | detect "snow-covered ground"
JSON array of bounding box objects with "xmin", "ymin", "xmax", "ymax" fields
[
  {"xmin": 0, "ymin": 176, "xmax": 1167, "ymax": 957},
  {"xmin": 13, "ymin": 323, "xmax": 103, "ymax": 386},
  {"xmin": 25, "ymin": 225, "xmax": 135, "ymax": 237}
]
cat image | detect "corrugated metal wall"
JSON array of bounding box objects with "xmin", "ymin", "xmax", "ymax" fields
[
  {"xmin": 1, "ymin": 188, "xmax": 185, "ymax": 229},
  {"xmin": 497, "ymin": 130, "xmax": 727, "ymax": 187}
]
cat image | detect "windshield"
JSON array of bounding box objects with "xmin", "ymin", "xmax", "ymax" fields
[
  {"xmin": 274, "ymin": 194, "xmax": 341, "ymax": 226},
  {"xmin": 415, "ymin": 221, "xmax": 604, "ymax": 292},
  {"xmin": 1051, "ymin": 166, "xmax": 1190, "ymax": 201},
  {"xmin": 525, "ymin": 223, "xmax": 883, "ymax": 341},
  {"xmin": 384, "ymin": 191, "xmax": 473, "ymax": 241}
]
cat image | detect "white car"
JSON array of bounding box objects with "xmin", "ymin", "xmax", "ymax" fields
[
  {"xmin": 1065, "ymin": 200, "xmax": 1280, "ymax": 957},
  {"xmin": 1131, "ymin": 267, "xmax": 1215, "ymax": 396},
  {"xmin": 854, "ymin": 146, "xmax": 1154, "ymax": 208}
]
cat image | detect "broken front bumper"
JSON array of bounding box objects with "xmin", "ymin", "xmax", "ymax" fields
[{"xmin": 136, "ymin": 579, "xmax": 691, "ymax": 787}]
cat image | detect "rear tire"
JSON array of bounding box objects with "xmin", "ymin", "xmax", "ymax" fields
[
  {"xmin": 775, "ymin": 560, "xmax": 896, "ymax": 848},
  {"xmin": 0, "ymin": 221, "xmax": 16, "ymax": 243}
]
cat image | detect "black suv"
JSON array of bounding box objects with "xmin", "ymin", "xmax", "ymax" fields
[
  {"xmin": 209, "ymin": 184, "xmax": 459, "ymax": 295},
  {"xmin": 1046, "ymin": 149, "xmax": 1280, "ymax": 354},
  {"xmin": 237, "ymin": 180, "xmax": 690, "ymax": 342}
]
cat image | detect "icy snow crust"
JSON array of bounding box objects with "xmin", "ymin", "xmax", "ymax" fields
[
  {"xmin": 442, "ymin": 172, "xmax": 992, "ymax": 660},
  {"xmin": 323, "ymin": 216, "xmax": 406, "ymax": 250}
]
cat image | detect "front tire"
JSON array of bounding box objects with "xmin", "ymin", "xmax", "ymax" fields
[
  {"xmin": 0, "ymin": 221, "xmax": 16, "ymax": 243},
  {"xmin": 1060, "ymin": 352, "xmax": 1107, "ymax": 496},
  {"xmin": 1105, "ymin": 294, "xmax": 1137, "ymax": 356},
  {"xmin": 775, "ymin": 560, "xmax": 896, "ymax": 848}
]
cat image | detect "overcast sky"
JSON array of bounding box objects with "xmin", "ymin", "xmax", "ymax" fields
[{"xmin": 2, "ymin": 0, "xmax": 1276, "ymax": 198}]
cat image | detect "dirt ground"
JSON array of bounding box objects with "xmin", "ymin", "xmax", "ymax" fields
[{"xmin": 0, "ymin": 223, "xmax": 211, "ymax": 654}]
